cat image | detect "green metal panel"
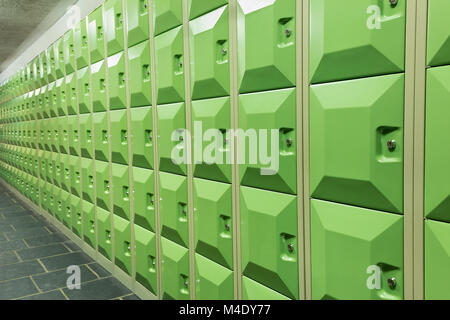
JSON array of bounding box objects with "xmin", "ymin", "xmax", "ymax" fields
[
  {"xmin": 192, "ymin": 97, "xmax": 231, "ymax": 183},
  {"xmin": 112, "ymin": 163, "xmax": 131, "ymax": 220},
  {"xmin": 237, "ymin": 0, "xmax": 296, "ymax": 93},
  {"xmin": 310, "ymin": 74, "xmax": 404, "ymax": 213},
  {"xmin": 79, "ymin": 114, "xmax": 93, "ymax": 159},
  {"xmin": 311, "ymin": 199, "xmax": 403, "ymax": 300},
  {"xmin": 155, "ymin": 26, "xmax": 185, "ymax": 104},
  {"xmin": 44, "ymin": 119, "xmax": 52, "ymax": 151},
  {"xmin": 161, "ymin": 237, "xmax": 190, "ymax": 300},
  {"xmin": 77, "ymin": 67, "xmax": 91, "ymax": 114},
  {"xmin": 105, "ymin": 0, "xmax": 124, "ymax": 56},
  {"xmin": 96, "ymin": 160, "xmax": 111, "ymax": 211},
  {"xmin": 128, "ymin": 40, "xmax": 152, "ymax": 107},
  {"xmin": 54, "ymin": 38, "xmax": 65, "ymax": 79},
  {"xmin": 188, "ymin": 0, "xmax": 228, "ymax": 19},
  {"xmin": 52, "ymin": 152, "xmax": 60, "ymax": 187},
  {"xmin": 240, "ymin": 186, "xmax": 298, "ymax": 299},
  {"xmin": 74, "ymin": 19, "xmax": 89, "ymax": 70},
  {"xmin": 66, "ymin": 73, "xmax": 77, "ymax": 115},
  {"xmin": 50, "ymin": 118, "xmax": 59, "ymax": 153},
  {"xmin": 189, "ymin": 6, "xmax": 229, "ymax": 100},
  {"xmin": 93, "ymin": 111, "xmax": 109, "ymax": 162},
  {"xmin": 81, "ymin": 157, "xmax": 95, "ymax": 204},
  {"xmin": 425, "ymin": 219, "xmax": 450, "ymax": 300},
  {"xmin": 39, "ymin": 150, "xmax": 46, "ymax": 180},
  {"xmin": 159, "ymin": 171, "xmax": 189, "ymax": 247},
  {"xmin": 60, "ymin": 154, "xmax": 70, "ymax": 192},
  {"xmin": 44, "ymin": 151, "xmax": 52, "ymax": 183},
  {"xmin": 97, "ymin": 207, "xmax": 112, "ymax": 260},
  {"xmin": 242, "ymin": 276, "xmax": 290, "ymax": 300},
  {"xmin": 194, "ymin": 178, "xmax": 233, "ymax": 269},
  {"xmin": 157, "ymin": 102, "xmax": 186, "ymax": 175},
  {"xmin": 110, "ymin": 109, "xmax": 129, "ymax": 165},
  {"xmin": 46, "ymin": 46, "xmax": 56, "ymax": 83},
  {"xmin": 131, "ymin": 106, "xmax": 153, "ymax": 169},
  {"xmin": 133, "ymin": 167, "xmax": 155, "ymax": 232},
  {"xmin": 425, "ymin": 66, "xmax": 450, "ymax": 223},
  {"xmin": 69, "ymin": 155, "xmax": 81, "ymax": 197},
  {"xmin": 107, "ymin": 51, "xmax": 127, "ymax": 110},
  {"xmin": 82, "ymin": 200, "xmax": 96, "ymax": 248},
  {"xmin": 134, "ymin": 224, "xmax": 157, "ymax": 294},
  {"xmin": 41, "ymin": 85, "xmax": 50, "ymax": 119},
  {"xmin": 68, "ymin": 115, "xmax": 79, "ymax": 156},
  {"xmin": 239, "ymin": 88, "xmax": 296, "ymax": 194},
  {"xmin": 48, "ymin": 184, "xmax": 57, "ymax": 216},
  {"xmin": 153, "ymin": 0, "xmax": 183, "ymax": 36},
  {"xmin": 71, "ymin": 195, "xmax": 82, "ymax": 238},
  {"xmin": 91, "ymin": 60, "xmax": 107, "ymax": 112},
  {"xmin": 195, "ymin": 254, "xmax": 233, "ymax": 300},
  {"xmin": 64, "ymin": 30, "xmax": 76, "ymax": 74},
  {"xmin": 126, "ymin": 0, "xmax": 150, "ymax": 48},
  {"xmin": 88, "ymin": 7, "xmax": 105, "ymax": 63},
  {"xmin": 45, "ymin": 82, "xmax": 54, "ymax": 118},
  {"xmin": 310, "ymin": 0, "xmax": 405, "ymax": 84},
  {"xmin": 427, "ymin": 0, "xmax": 450, "ymax": 67},
  {"xmin": 58, "ymin": 117, "xmax": 69, "ymax": 154},
  {"xmin": 55, "ymin": 78, "xmax": 66, "ymax": 116},
  {"xmin": 113, "ymin": 214, "xmax": 132, "ymax": 275}
]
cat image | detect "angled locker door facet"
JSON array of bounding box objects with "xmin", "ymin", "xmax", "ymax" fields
[
  {"xmin": 188, "ymin": 0, "xmax": 228, "ymax": 19},
  {"xmin": 189, "ymin": 6, "xmax": 229, "ymax": 100},
  {"xmin": 310, "ymin": 0, "xmax": 405, "ymax": 84},
  {"xmin": 64, "ymin": 30, "xmax": 76, "ymax": 74},
  {"xmin": 81, "ymin": 157, "xmax": 95, "ymax": 204},
  {"xmin": 77, "ymin": 67, "xmax": 91, "ymax": 114},
  {"xmin": 155, "ymin": 26, "xmax": 185, "ymax": 104},
  {"xmin": 60, "ymin": 154, "xmax": 71, "ymax": 192},
  {"xmin": 133, "ymin": 167, "xmax": 155, "ymax": 232},
  {"xmin": 153, "ymin": 0, "xmax": 183, "ymax": 36},
  {"xmin": 427, "ymin": 0, "xmax": 450, "ymax": 67},
  {"xmin": 46, "ymin": 47, "xmax": 56, "ymax": 83},
  {"xmin": 311, "ymin": 199, "xmax": 404, "ymax": 300},
  {"xmin": 96, "ymin": 160, "xmax": 111, "ymax": 211},
  {"xmin": 195, "ymin": 254, "xmax": 233, "ymax": 300},
  {"xmin": 159, "ymin": 172, "xmax": 189, "ymax": 247},
  {"xmin": 91, "ymin": 60, "xmax": 107, "ymax": 112},
  {"xmin": 93, "ymin": 112, "xmax": 109, "ymax": 162},
  {"xmin": 108, "ymin": 51, "xmax": 127, "ymax": 110},
  {"xmin": 161, "ymin": 237, "xmax": 190, "ymax": 300},
  {"xmin": 126, "ymin": 0, "xmax": 150, "ymax": 48},
  {"xmin": 110, "ymin": 109, "xmax": 129, "ymax": 165},
  {"xmin": 97, "ymin": 207, "xmax": 112, "ymax": 260},
  {"xmin": 105, "ymin": 0, "xmax": 125, "ymax": 56},
  {"xmin": 239, "ymin": 88, "xmax": 297, "ymax": 194},
  {"xmin": 59, "ymin": 117, "xmax": 69, "ymax": 154},
  {"xmin": 88, "ymin": 7, "xmax": 105, "ymax": 63},
  {"xmin": 55, "ymin": 78, "xmax": 67, "ymax": 116},
  {"xmin": 310, "ymin": 74, "xmax": 405, "ymax": 214},
  {"xmin": 112, "ymin": 163, "xmax": 131, "ymax": 220},
  {"xmin": 54, "ymin": 38, "xmax": 65, "ymax": 79},
  {"xmin": 131, "ymin": 106, "xmax": 153, "ymax": 169},
  {"xmin": 66, "ymin": 73, "xmax": 77, "ymax": 115},
  {"xmin": 242, "ymin": 276, "xmax": 290, "ymax": 300},
  {"xmin": 68, "ymin": 115, "xmax": 79, "ymax": 156},
  {"xmin": 74, "ymin": 19, "xmax": 89, "ymax": 69},
  {"xmin": 240, "ymin": 186, "xmax": 299, "ymax": 299},
  {"xmin": 82, "ymin": 200, "xmax": 96, "ymax": 249},
  {"xmin": 128, "ymin": 40, "xmax": 152, "ymax": 107},
  {"xmin": 79, "ymin": 113, "xmax": 93, "ymax": 159},
  {"xmin": 113, "ymin": 214, "xmax": 132, "ymax": 275},
  {"xmin": 70, "ymin": 155, "xmax": 81, "ymax": 197},
  {"xmin": 134, "ymin": 225, "xmax": 157, "ymax": 294},
  {"xmin": 237, "ymin": 0, "xmax": 296, "ymax": 93},
  {"xmin": 194, "ymin": 178, "xmax": 233, "ymax": 269}
]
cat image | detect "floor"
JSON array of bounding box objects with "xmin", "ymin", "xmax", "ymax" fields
[{"xmin": 0, "ymin": 184, "xmax": 140, "ymax": 300}]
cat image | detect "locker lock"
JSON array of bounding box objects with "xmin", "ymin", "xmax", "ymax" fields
[
  {"xmin": 387, "ymin": 139, "xmax": 396, "ymax": 152},
  {"xmin": 286, "ymin": 138, "xmax": 293, "ymax": 147},
  {"xmin": 288, "ymin": 243, "xmax": 294, "ymax": 253},
  {"xmin": 222, "ymin": 48, "xmax": 228, "ymax": 56},
  {"xmin": 184, "ymin": 281, "xmax": 189, "ymax": 288},
  {"xmin": 285, "ymin": 29, "xmax": 292, "ymax": 38},
  {"xmin": 389, "ymin": 0, "xmax": 398, "ymax": 6},
  {"xmin": 387, "ymin": 277, "xmax": 397, "ymax": 289},
  {"xmin": 225, "ymin": 223, "xmax": 230, "ymax": 231}
]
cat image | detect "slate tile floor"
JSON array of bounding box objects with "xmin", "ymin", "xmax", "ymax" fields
[{"xmin": 0, "ymin": 185, "xmax": 140, "ymax": 300}]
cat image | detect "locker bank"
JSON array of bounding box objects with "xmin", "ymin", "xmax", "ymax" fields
[{"xmin": 0, "ymin": 0, "xmax": 447, "ymax": 300}]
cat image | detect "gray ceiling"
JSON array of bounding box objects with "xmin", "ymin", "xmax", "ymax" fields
[{"xmin": 0, "ymin": 0, "xmax": 77, "ymax": 71}]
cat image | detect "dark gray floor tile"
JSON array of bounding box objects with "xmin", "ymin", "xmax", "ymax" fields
[
  {"xmin": 19, "ymin": 290, "xmax": 67, "ymax": 300},
  {"xmin": 122, "ymin": 294, "xmax": 140, "ymax": 300},
  {"xmin": 0, "ymin": 239, "xmax": 27, "ymax": 253},
  {"xmin": 0, "ymin": 215, "xmax": 36, "ymax": 225},
  {"xmin": 0, "ymin": 277, "xmax": 39, "ymax": 300},
  {"xmin": 0, "ymin": 224, "xmax": 14, "ymax": 232},
  {"xmin": 0, "ymin": 251, "xmax": 20, "ymax": 266},
  {"xmin": 40, "ymin": 252, "xmax": 93, "ymax": 271},
  {"xmin": 0, "ymin": 260, "xmax": 45, "ymax": 281},
  {"xmin": 17, "ymin": 243, "xmax": 69, "ymax": 261},
  {"xmin": 0, "ymin": 205, "xmax": 28, "ymax": 214},
  {"xmin": 63, "ymin": 277, "xmax": 131, "ymax": 300},
  {"xmin": 24, "ymin": 233, "xmax": 68, "ymax": 247},
  {"xmin": 12, "ymin": 220, "xmax": 48, "ymax": 231},
  {"xmin": 4, "ymin": 226, "xmax": 52, "ymax": 241},
  {"xmin": 32, "ymin": 265, "xmax": 98, "ymax": 292},
  {"xmin": 63, "ymin": 241, "xmax": 81, "ymax": 252},
  {"xmin": 87, "ymin": 263, "xmax": 111, "ymax": 278}
]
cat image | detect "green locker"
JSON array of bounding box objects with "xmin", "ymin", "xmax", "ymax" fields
[
  {"xmin": 189, "ymin": 5, "xmax": 229, "ymax": 100},
  {"xmin": 155, "ymin": 26, "xmax": 185, "ymax": 104},
  {"xmin": 55, "ymin": 78, "xmax": 66, "ymax": 116},
  {"xmin": 68, "ymin": 115, "xmax": 79, "ymax": 156},
  {"xmin": 79, "ymin": 113, "xmax": 93, "ymax": 158},
  {"xmin": 81, "ymin": 157, "xmax": 95, "ymax": 204},
  {"xmin": 427, "ymin": 0, "xmax": 450, "ymax": 67},
  {"xmin": 161, "ymin": 237, "xmax": 190, "ymax": 300},
  {"xmin": 74, "ymin": 19, "xmax": 89, "ymax": 69},
  {"xmin": 110, "ymin": 109, "xmax": 128, "ymax": 165},
  {"xmin": 237, "ymin": 0, "xmax": 296, "ymax": 93},
  {"xmin": 195, "ymin": 254, "xmax": 233, "ymax": 300},
  {"xmin": 107, "ymin": 51, "xmax": 127, "ymax": 109},
  {"xmin": 60, "ymin": 154, "xmax": 70, "ymax": 192},
  {"xmin": 311, "ymin": 199, "xmax": 403, "ymax": 300},
  {"xmin": 97, "ymin": 207, "xmax": 112, "ymax": 260},
  {"xmin": 134, "ymin": 224, "xmax": 157, "ymax": 294},
  {"xmin": 425, "ymin": 219, "xmax": 450, "ymax": 300},
  {"xmin": 56, "ymin": 188, "xmax": 67, "ymax": 222},
  {"xmin": 52, "ymin": 152, "xmax": 60, "ymax": 187},
  {"xmin": 128, "ymin": 40, "xmax": 152, "ymax": 107},
  {"xmin": 91, "ymin": 60, "xmax": 107, "ymax": 112},
  {"xmin": 242, "ymin": 276, "xmax": 290, "ymax": 300},
  {"xmin": 93, "ymin": 111, "xmax": 109, "ymax": 162},
  {"xmin": 130, "ymin": 106, "xmax": 153, "ymax": 169},
  {"xmin": 157, "ymin": 102, "xmax": 186, "ymax": 175},
  {"xmin": 239, "ymin": 88, "xmax": 296, "ymax": 194},
  {"xmin": 126, "ymin": 0, "xmax": 149, "ymax": 48},
  {"xmin": 66, "ymin": 73, "xmax": 77, "ymax": 115},
  {"xmin": 113, "ymin": 214, "xmax": 132, "ymax": 275},
  {"xmin": 44, "ymin": 151, "xmax": 52, "ymax": 183},
  {"xmin": 82, "ymin": 200, "xmax": 96, "ymax": 249},
  {"xmin": 45, "ymin": 82, "xmax": 54, "ymax": 118},
  {"xmin": 425, "ymin": 66, "xmax": 450, "ymax": 223},
  {"xmin": 71, "ymin": 196, "xmax": 82, "ymax": 237},
  {"xmin": 39, "ymin": 150, "xmax": 46, "ymax": 180},
  {"xmin": 64, "ymin": 30, "xmax": 76, "ymax": 74},
  {"xmin": 69, "ymin": 155, "xmax": 81, "ymax": 197},
  {"xmin": 88, "ymin": 7, "xmax": 105, "ymax": 63},
  {"xmin": 40, "ymin": 85, "xmax": 50, "ymax": 119},
  {"xmin": 77, "ymin": 67, "xmax": 91, "ymax": 114},
  {"xmin": 153, "ymin": 0, "xmax": 183, "ymax": 36},
  {"xmin": 58, "ymin": 117, "xmax": 69, "ymax": 154},
  {"xmin": 159, "ymin": 171, "xmax": 189, "ymax": 247},
  {"xmin": 133, "ymin": 167, "xmax": 155, "ymax": 232},
  {"xmin": 31, "ymin": 176, "xmax": 39, "ymax": 205},
  {"xmin": 310, "ymin": 74, "xmax": 404, "ymax": 214},
  {"xmin": 46, "ymin": 46, "xmax": 56, "ymax": 83},
  {"xmin": 54, "ymin": 38, "xmax": 65, "ymax": 79},
  {"xmin": 61, "ymin": 189, "xmax": 72, "ymax": 229},
  {"xmin": 188, "ymin": 0, "xmax": 228, "ymax": 19},
  {"xmin": 240, "ymin": 186, "xmax": 298, "ymax": 299},
  {"xmin": 112, "ymin": 163, "xmax": 131, "ymax": 220},
  {"xmin": 96, "ymin": 160, "xmax": 111, "ymax": 211},
  {"xmin": 105, "ymin": 0, "xmax": 124, "ymax": 56},
  {"xmin": 50, "ymin": 118, "xmax": 59, "ymax": 152},
  {"xmin": 44, "ymin": 119, "xmax": 52, "ymax": 151},
  {"xmin": 193, "ymin": 178, "xmax": 233, "ymax": 269},
  {"xmin": 48, "ymin": 183, "xmax": 56, "ymax": 215},
  {"xmin": 310, "ymin": 0, "xmax": 405, "ymax": 84}
]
